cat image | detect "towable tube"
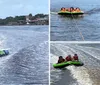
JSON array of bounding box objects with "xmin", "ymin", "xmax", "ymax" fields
[
  {"xmin": 58, "ymin": 11, "xmax": 84, "ymax": 15},
  {"xmin": 53, "ymin": 61, "xmax": 83, "ymax": 68},
  {"xmin": 0, "ymin": 50, "xmax": 9, "ymax": 57}
]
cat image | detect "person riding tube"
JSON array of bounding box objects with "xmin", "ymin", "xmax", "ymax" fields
[
  {"xmin": 65, "ymin": 55, "xmax": 72, "ymax": 61},
  {"xmin": 58, "ymin": 56, "xmax": 65, "ymax": 63},
  {"xmin": 75, "ymin": 7, "xmax": 81, "ymax": 12},
  {"xmin": 60, "ymin": 7, "xmax": 66, "ymax": 12},
  {"xmin": 70, "ymin": 7, "xmax": 74, "ymax": 12},
  {"xmin": 73, "ymin": 54, "xmax": 79, "ymax": 61}
]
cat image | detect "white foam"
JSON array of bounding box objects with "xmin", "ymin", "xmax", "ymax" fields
[
  {"xmin": 67, "ymin": 66, "xmax": 93, "ymax": 85},
  {"xmin": 50, "ymin": 54, "xmax": 58, "ymax": 64},
  {"xmin": 76, "ymin": 46, "xmax": 100, "ymax": 61}
]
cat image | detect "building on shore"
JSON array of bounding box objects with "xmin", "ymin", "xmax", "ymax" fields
[{"xmin": 25, "ymin": 15, "xmax": 49, "ymax": 25}]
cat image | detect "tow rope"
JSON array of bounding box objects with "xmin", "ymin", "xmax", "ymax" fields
[{"xmin": 71, "ymin": 13, "xmax": 85, "ymax": 41}]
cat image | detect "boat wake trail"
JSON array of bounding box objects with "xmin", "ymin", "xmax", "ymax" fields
[
  {"xmin": 51, "ymin": 43, "xmax": 100, "ymax": 85},
  {"xmin": 85, "ymin": 8, "xmax": 100, "ymax": 15},
  {"xmin": 51, "ymin": 12, "xmax": 58, "ymax": 15},
  {"xmin": 0, "ymin": 26, "xmax": 49, "ymax": 85},
  {"xmin": 0, "ymin": 41, "xmax": 48, "ymax": 84}
]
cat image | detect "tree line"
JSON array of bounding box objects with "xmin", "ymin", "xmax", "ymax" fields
[{"xmin": 0, "ymin": 13, "xmax": 48, "ymax": 25}]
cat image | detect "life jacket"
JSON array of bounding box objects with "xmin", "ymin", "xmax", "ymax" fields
[
  {"xmin": 76, "ymin": 9, "xmax": 81, "ymax": 12},
  {"xmin": 58, "ymin": 58, "xmax": 65, "ymax": 63},
  {"xmin": 61, "ymin": 8, "xmax": 66, "ymax": 12},
  {"xmin": 66, "ymin": 8, "xmax": 69, "ymax": 11},
  {"xmin": 71, "ymin": 10, "xmax": 76, "ymax": 12},
  {"xmin": 66, "ymin": 56, "xmax": 72, "ymax": 61},
  {"xmin": 67, "ymin": 8, "xmax": 70, "ymax": 12},
  {"xmin": 73, "ymin": 55, "xmax": 78, "ymax": 60},
  {"xmin": 63, "ymin": 8, "xmax": 66, "ymax": 11}
]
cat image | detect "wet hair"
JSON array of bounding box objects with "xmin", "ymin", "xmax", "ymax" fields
[
  {"xmin": 70, "ymin": 7, "xmax": 74, "ymax": 10},
  {"xmin": 61, "ymin": 8, "xmax": 63, "ymax": 10},
  {"xmin": 76, "ymin": 7, "xmax": 80, "ymax": 10},
  {"xmin": 59, "ymin": 56, "xmax": 63, "ymax": 58},
  {"xmin": 61, "ymin": 7, "xmax": 64, "ymax": 10},
  {"xmin": 74, "ymin": 54, "xmax": 77, "ymax": 56},
  {"xmin": 68, "ymin": 55, "xmax": 71, "ymax": 57}
]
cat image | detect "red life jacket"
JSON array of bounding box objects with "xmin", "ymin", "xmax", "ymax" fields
[
  {"xmin": 66, "ymin": 56, "xmax": 72, "ymax": 61},
  {"xmin": 73, "ymin": 56, "xmax": 78, "ymax": 60}
]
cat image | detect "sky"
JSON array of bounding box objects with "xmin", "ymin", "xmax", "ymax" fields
[{"xmin": 0, "ymin": 0, "xmax": 48, "ymax": 18}]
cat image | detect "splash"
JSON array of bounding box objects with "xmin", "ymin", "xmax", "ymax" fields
[{"xmin": 67, "ymin": 66, "xmax": 93, "ymax": 85}]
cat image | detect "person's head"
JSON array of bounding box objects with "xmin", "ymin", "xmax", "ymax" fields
[
  {"xmin": 74, "ymin": 8, "xmax": 77, "ymax": 10},
  {"xmin": 74, "ymin": 54, "xmax": 77, "ymax": 56},
  {"xmin": 61, "ymin": 8, "xmax": 63, "ymax": 10},
  {"xmin": 70, "ymin": 7, "xmax": 74, "ymax": 12},
  {"xmin": 61, "ymin": 7, "xmax": 64, "ymax": 10},
  {"xmin": 68, "ymin": 55, "xmax": 71, "ymax": 57},
  {"xmin": 59, "ymin": 56, "xmax": 63, "ymax": 59},
  {"xmin": 76, "ymin": 7, "xmax": 80, "ymax": 10},
  {"xmin": 70, "ymin": 7, "xmax": 74, "ymax": 10}
]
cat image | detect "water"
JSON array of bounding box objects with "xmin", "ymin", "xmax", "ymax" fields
[
  {"xmin": 50, "ymin": 0, "xmax": 100, "ymax": 41},
  {"xmin": 50, "ymin": 43, "xmax": 100, "ymax": 85},
  {"xmin": 0, "ymin": 26, "xmax": 49, "ymax": 85}
]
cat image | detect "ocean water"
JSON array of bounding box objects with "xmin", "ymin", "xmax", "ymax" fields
[
  {"xmin": 50, "ymin": 43, "xmax": 100, "ymax": 85},
  {"xmin": 50, "ymin": 0, "xmax": 100, "ymax": 41},
  {"xmin": 0, "ymin": 26, "xmax": 49, "ymax": 85}
]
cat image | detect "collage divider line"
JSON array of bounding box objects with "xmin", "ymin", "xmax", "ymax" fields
[
  {"xmin": 50, "ymin": 41, "xmax": 100, "ymax": 44},
  {"xmin": 49, "ymin": 0, "xmax": 51, "ymax": 84}
]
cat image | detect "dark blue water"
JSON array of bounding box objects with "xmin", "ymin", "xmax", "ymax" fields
[
  {"xmin": 50, "ymin": 0, "xmax": 100, "ymax": 41},
  {"xmin": 50, "ymin": 43, "xmax": 100, "ymax": 85},
  {"xmin": 0, "ymin": 26, "xmax": 49, "ymax": 85}
]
